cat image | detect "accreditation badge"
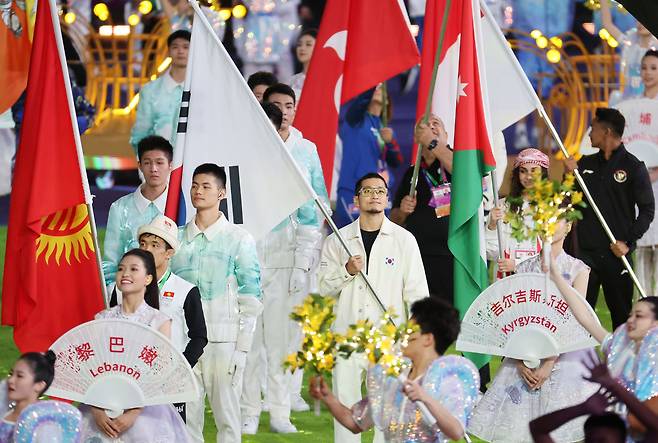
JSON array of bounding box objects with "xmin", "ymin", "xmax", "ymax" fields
[{"xmin": 428, "ymin": 183, "xmax": 451, "ymax": 218}]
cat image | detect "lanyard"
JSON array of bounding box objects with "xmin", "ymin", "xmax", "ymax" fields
[
  {"xmin": 158, "ymin": 269, "xmax": 172, "ymax": 291},
  {"xmin": 422, "ymin": 167, "xmax": 444, "ymax": 187}
]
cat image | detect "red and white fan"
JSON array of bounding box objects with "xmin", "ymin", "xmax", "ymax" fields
[
  {"xmin": 48, "ymin": 319, "xmax": 199, "ymax": 417},
  {"xmin": 456, "ymin": 273, "xmax": 599, "ymax": 368}
]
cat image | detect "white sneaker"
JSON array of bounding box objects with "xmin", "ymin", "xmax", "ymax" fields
[
  {"xmin": 241, "ymin": 415, "xmax": 259, "ymax": 435},
  {"xmin": 270, "ymin": 418, "xmax": 298, "ymax": 433},
  {"xmin": 290, "ymin": 394, "xmax": 310, "ymax": 412}
]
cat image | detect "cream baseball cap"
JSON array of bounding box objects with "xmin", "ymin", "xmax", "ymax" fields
[{"xmin": 137, "ymin": 215, "xmax": 180, "ymax": 252}]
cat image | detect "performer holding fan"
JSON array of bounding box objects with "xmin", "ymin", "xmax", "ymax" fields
[
  {"xmin": 468, "ymin": 218, "xmax": 598, "ymax": 442},
  {"xmin": 48, "ymin": 250, "xmax": 197, "ymax": 442}
]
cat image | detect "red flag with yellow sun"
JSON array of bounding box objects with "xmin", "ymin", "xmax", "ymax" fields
[{"xmin": 2, "ymin": 0, "xmax": 104, "ymax": 352}]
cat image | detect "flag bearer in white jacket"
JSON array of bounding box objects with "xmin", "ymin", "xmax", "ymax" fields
[
  {"xmin": 108, "ymin": 215, "xmax": 208, "ymax": 422},
  {"xmin": 319, "ymin": 172, "xmax": 429, "ymax": 443},
  {"xmin": 240, "ymin": 87, "xmax": 329, "ymax": 434},
  {"xmin": 171, "ymin": 163, "xmax": 263, "ymax": 443}
]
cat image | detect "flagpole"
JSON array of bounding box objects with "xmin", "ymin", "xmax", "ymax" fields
[
  {"xmin": 477, "ymin": 0, "xmax": 646, "ymax": 298},
  {"xmin": 489, "ymin": 170, "xmax": 505, "ymax": 262},
  {"xmin": 186, "ymin": 0, "xmax": 396, "ymax": 321},
  {"xmin": 409, "ymin": 0, "xmax": 453, "ymax": 197},
  {"xmin": 49, "ymin": 0, "xmax": 108, "ymax": 305},
  {"xmin": 538, "ymin": 108, "xmax": 646, "ymax": 297},
  {"xmin": 314, "ymin": 199, "xmax": 396, "ymax": 327}
]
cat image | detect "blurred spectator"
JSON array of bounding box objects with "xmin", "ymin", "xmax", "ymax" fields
[
  {"xmin": 161, "ymin": 0, "xmax": 226, "ymax": 40},
  {"xmin": 129, "ymin": 30, "xmax": 189, "ymax": 153},
  {"xmin": 289, "ymin": 28, "xmax": 316, "ymax": 100},
  {"xmin": 601, "ymin": 0, "xmax": 658, "ymax": 104},
  {"xmin": 235, "ymin": 0, "xmax": 300, "ymax": 82},
  {"xmin": 298, "ymin": 0, "xmax": 325, "ymax": 30},
  {"xmin": 335, "ymin": 86, "xmax": 403, "ymax": 228}
]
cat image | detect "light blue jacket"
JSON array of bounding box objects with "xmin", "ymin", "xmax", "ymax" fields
[
  {"xmin": 130, "ymin": 72, "xmax": 183, "ymax": 152},
  {"xmin": 171, "ymin": 215, "xmax": 262, "ymax": 345},
  {"xmin": 102, "ymin": 187, "xmax": 167, "ymax": 285}
]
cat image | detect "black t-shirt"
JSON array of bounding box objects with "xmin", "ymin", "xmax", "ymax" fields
[
  {"xmin": 393, "ymin": 160, "xmax": 451, "ymax": 255},
  {"xmin": 361, "ymin": 229, "xmax": 380, "ymax": 266}
]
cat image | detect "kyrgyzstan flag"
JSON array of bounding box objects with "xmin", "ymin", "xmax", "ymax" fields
[
  {"xmin": 419, "ymin": 0, "xmax": 495, "ymax": 367},
  {"xmin": 293, "ymin": 0, "xmax": 419, "ymax": 190},
  {"xmin": 0, "ymin": 0, "xmax": 31, "ymax": 113},
  {"xmin": 2, "ymin": 0, "xmax": 105, "ymax": 352}
]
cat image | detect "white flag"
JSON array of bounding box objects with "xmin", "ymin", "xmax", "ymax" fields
[
  {"xmin": 480, "ymin": 0, "xmax": 541, "ymax": 133},
  {"xmin": 165, "ymin": 1, "xmax": 317, "ymax": 240}
]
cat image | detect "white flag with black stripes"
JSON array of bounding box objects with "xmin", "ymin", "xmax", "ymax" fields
[{"xmin": 165, "ymin": 0, "xmax": 318, "ymax": 240}]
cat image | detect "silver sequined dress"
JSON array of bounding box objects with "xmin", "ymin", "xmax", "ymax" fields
[{"xmin": 351, "ymin": 355, "xmax": 480, "ymax": 443}]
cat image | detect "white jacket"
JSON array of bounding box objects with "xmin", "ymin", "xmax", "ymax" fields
[
  {"xmin": 257, "ymin": 126, "xmax": 328, "ymax": 270},
  {"xmin": 319, "ymin": 217, "xmax": 429, "ymax": 333}
]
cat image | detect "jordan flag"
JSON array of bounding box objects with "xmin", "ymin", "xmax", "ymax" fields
[
  {"xmin": 294, "ymin": 0, "xmax": 419, "ymax": 190},
  {"xmin": 2, "ymin": 0, "xmax": 104, "ymax": 352},
  {"xmin": 419, "ymin": 0, "xmax": 496, "ymax": 367}
]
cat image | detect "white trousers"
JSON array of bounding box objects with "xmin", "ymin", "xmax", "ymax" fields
[
  {"xmin": 241, "ymin": 311, "xmax": 268, "ymax": 417},
  {"xmin": 241, "ymin": 267, "xmax": 295, "ymax": 420},
  {"xmin": 636, "ymin": 246, "xmax": 658, "ymax": 295},
  {"xmin": 187, "ymin": 342, "xmax": 243, "ymax": 443}
]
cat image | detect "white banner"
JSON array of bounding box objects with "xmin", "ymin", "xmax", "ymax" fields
[{"xmin": 168, "ymin": 1, "xmax": 317, "ymax": 240}]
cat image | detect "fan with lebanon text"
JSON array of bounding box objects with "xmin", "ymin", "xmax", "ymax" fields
[
  {"xmin": 48, "ymin": 319, "xmax": 199, "ymax": 417},
  {"xmin": 456, "ymin": 273, "xmax": 600, "ymax": 368}
]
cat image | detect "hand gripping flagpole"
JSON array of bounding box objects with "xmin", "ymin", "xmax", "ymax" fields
[
  {"xmin": 477, "ymin": 0, "xmax": 646, "ymax": 297},
  {"xmin": 49, "ymin": 0, "xmax": 108, "ymax": 306},
  {"xmin": 409, "ymin": 0, "xmax": 453, "ymax": 197},
  {"xmin": 314, "ymin": 200, "xmax": 396, "ymax": 327},
  {"xmin": 187, "ymin": 0, "xmax": 395, "ymax": 325},
  {"xmin": 539, "ymin": 110, "xmax": 646, "ymax": 298}
]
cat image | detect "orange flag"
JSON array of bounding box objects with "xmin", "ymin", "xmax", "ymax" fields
[
  {"xmin": 2, "ymin": 0, "xmax": 104, "ymax": 352},
  {"xmin": 0, "ymin": 0, "xmax": 31, "ymax": 113}
]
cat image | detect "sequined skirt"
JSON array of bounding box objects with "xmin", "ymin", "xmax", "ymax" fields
[{"xmin": 468, "ymin": 357, "xmax": 597, "ymax": 442}]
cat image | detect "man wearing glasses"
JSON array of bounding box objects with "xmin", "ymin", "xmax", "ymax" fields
[{"xmin": 319, "ymin": 172, "xmax": 429, "ymax": 443}]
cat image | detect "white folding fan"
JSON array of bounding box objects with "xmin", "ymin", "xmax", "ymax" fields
[
  {"xmin": 48, "ymin": 319, "xmax": 199, "ymax": 417},
  {"xmin": 456, "ymin": 273, "xmax": 600, "ymax": 368}
]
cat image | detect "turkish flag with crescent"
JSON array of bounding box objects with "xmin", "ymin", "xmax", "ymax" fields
[
  {"xmin": 2, "ymin": 0, "xmax": 104, "ymax": 352},
  {"xmin": 293, "ymin": 0, "xmax": 419, "ymax": 190}
]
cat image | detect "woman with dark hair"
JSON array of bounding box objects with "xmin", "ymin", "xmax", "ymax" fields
[
  {"xmin": 309, "ymin": 296, "xmax": 480, "ymax": 442},
  {"xmin": 553, "ymin": 268, "xmax": 658, "ymax": 442},
  {"xmin": 470, "ymin": 218, "xmax": 597, "ymax": 443},
  {"xmin": 79, "ymin": 249, "xmax": 189, "ymax": 442},
  {"xmin": 0, "ymin": 351, "xmax": 58, "ymax": 440},
  {"xmin": 290, "ymin": 28, "xmax": 317, "ymax": 99},
  {"xmin": 486, "ymin": 148, "xmax": 550, "ymax": 277}
]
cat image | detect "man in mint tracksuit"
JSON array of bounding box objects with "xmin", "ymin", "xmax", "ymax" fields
[
  {"xmin": 171, "ymin": 163, "xmax": 262, "ymax": 443},
  {"xmin": 102, "ymin": 136, "xmax": 173, "ymax": 285},
  {"xmin": 129, "ymin": 30, "xmax": 190, "ymax": 152}
]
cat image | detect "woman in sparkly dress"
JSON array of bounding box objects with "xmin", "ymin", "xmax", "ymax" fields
[
  {"xmin": 552, "ymin": 264, "xmax": 658, "ymax": 441},
  {"xmin": 0, "ymin": 352, "xmax": 59, "ymax": 441},
  {"xmin": 469, "ymin": 219, "xmax": 598, "ymax": 442},
  {"xmin": 309, "ymin": 296, "xmax": 480, "ymax": 443}
]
